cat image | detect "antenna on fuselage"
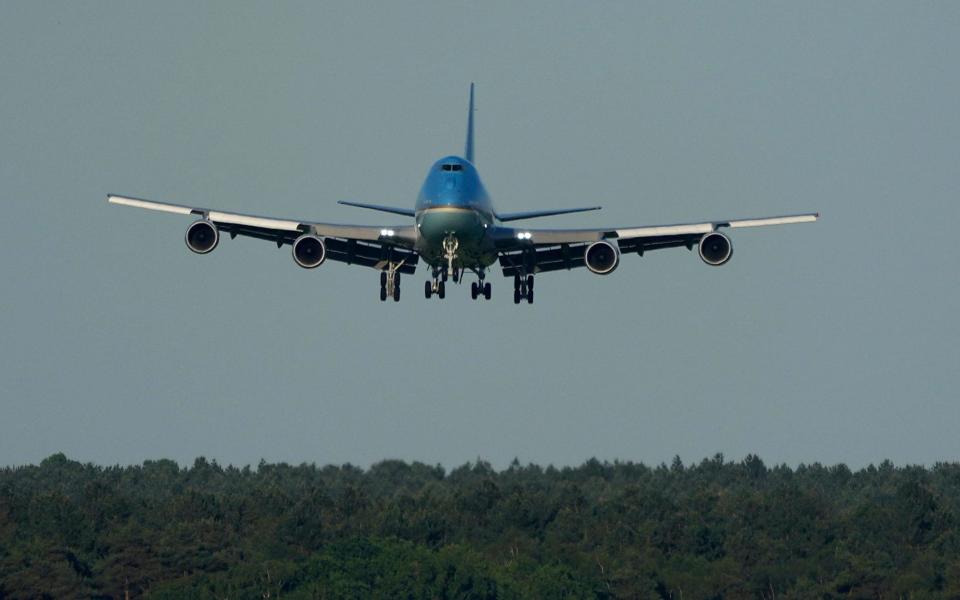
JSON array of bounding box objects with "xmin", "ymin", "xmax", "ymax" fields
[{"xmin": 465, "ymin": 83, "xmax": 475, "ymax": 164}]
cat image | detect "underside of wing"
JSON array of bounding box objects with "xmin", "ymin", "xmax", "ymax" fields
[
  {"xmin": 107, "ymin": 194, "xmax": 419, "ymax": 273},
  {"xmin": 494, "ymin": 212, "xmax": 819, "ymax": 276}
]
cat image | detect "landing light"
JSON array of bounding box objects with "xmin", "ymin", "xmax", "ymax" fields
[
  {"xmin": 380, "ymin": 229, "xmax": 395, "ymax": 237},
  {"xmin": 516, "ymin": 231, "xmax": 532, "ymax": 240}
]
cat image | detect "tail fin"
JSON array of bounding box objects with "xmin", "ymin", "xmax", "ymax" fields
[{"xmin": 465, "ymin": 83, "xmax": 475, "ymax": 164}]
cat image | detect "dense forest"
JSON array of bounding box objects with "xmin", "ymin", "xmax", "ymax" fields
[{"xmin": 1, "ymin": 454, "xmax": 958, "ymax": 599}]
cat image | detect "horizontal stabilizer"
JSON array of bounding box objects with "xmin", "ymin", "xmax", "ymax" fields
[
  {"xmin": 338, "ymin": 201, "xmax": 415, "ymax": 217},
  {"xmin": 496, "ymin": 206, "xmax": 601, "ymax": 222}
]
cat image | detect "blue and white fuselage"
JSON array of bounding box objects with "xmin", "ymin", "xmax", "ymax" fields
[{"xmin": 415, "ymin": 156, "xmax": 498, "ymax": 272}]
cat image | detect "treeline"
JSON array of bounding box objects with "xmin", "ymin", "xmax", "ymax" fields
[{"xmin": 1, "ymin": 453, "xmax": 959, "ymax": 599}]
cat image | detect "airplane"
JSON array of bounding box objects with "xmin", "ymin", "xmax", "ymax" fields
[{"xmin": 108, "ymin": 84, "xmax": 818, "ymax": 304}]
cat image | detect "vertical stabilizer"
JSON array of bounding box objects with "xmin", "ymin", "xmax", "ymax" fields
[{"xmin": 465, "ymin": 83, "xmax": 475, "ymax": 164}]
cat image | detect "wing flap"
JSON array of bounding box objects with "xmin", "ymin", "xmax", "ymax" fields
[
  {"xmin": 324, "ymin": 238, "xmax": 419, "ymax": 274},
  {"xmin": 499, "ymin": 244, "xmax": 587, "ymax": 276}
]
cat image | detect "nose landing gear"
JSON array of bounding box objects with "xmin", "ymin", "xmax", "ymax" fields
[{"xmin": 442, "ymin": 235, "xmax": 460, "ymax": 280}]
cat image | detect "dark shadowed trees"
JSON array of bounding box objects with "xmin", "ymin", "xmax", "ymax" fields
[{"xmin": 1, "ymin": 454, "xmax": 959, "ymax": 598}]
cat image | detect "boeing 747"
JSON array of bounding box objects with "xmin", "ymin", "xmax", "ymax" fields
[{"xmin": 109, "ymin": 85, "xmax": 818, "ymax": 304}]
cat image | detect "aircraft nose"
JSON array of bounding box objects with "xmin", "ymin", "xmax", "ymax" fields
[{"xmin": 418, "ymin": 208, "xmax": 482, "ymax": 242}]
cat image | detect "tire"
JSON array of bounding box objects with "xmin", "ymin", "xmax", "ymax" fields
[
  {"xmin": 514, "ymin": 274, "xmax": 521, "ymax": 290},
  {"xmin": 527, "ymin": 288, "xmax": 534, "ymax": 304},
  {"xmin": 438, "ymin": 281, "xmax": 446, "ymax": 299},
  {"xmin": 514, "ymin": 289, "xmax": 521, "ymax": 304},
  {"xmin": 527, "ymin": 275, "xmax": 534, "ymax": 291},
  {"xmin": 424, "ymin": 281, "xmax": 432, "ymax": 298},
  {"xmin": 380, "ymin": 286, "xmax": 387, "ymax": 302},
  {"xmin": 380, "ymin": 271, "xmax": 387, "ymax": 287},
  {"xmin": 393, "ymin": 284, "xmax": 400, "ymax": 302},
  {"xmin": 471, "ymin": 282, "xmax": 478, "ymax": 299},
  {"xmin": 483, "ymin": 282, "xmax": 491, "ymax": 300}
]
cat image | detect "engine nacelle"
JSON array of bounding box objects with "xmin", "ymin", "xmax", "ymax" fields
[
  {"xmin": 292, "ymin": 234, "xmax": 326, "ymax": 269},
  {"xmin": 698, "ymin": 231, "xmax": 733, "ymax": 266},
  {"xmin": 585, "ymin": 240, "xmax": 620, "ymax": 275},
  {"xmin": 185, "ymin": 220, "xmax": 219, "ymax": 254}
]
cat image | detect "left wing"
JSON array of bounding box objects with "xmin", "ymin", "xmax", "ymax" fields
[
  {"xmin": 108, "ymin": 194, "xmax": 419, "ymax": 273},
  {"xmin": 493, "ymin": 213, "xmax": 819, "ymax": 275}
]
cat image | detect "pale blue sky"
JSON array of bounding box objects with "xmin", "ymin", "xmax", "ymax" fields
[{"xmin": 1, "ymin": 2, "xmax": 958, "ymax": 468}]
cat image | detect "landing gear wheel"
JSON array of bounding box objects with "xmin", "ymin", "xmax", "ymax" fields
[
  {"xmin": 514, "ymin": 289, "xmax": 521, "ymax": 304},
  {"xmin": 453, "ymin": 269, "xmax": 460, "ymax": 283},
  {"xmin": 380, "ymin": 286, "xmax": 387, "ymax": 302},
  {"xmin": 424, "ymin": 281, "xmax": 432, "ymax": 299},
  {"xmin": 514, "ymin": 274, "xmax": 521, "ymax": 290},
  {"xmin": 483, "ymin": 282, "xmax": 491, "ymax": 300},
  {"xmin": 438, "ymin": 280, "xmax": 446, "ymax": 299},
  {"xmin": 527, "ymin": 275, "xmax": 534, "ymax": 291},
  {"xmin": 471, "ymin": 282, "xmax": 478, "ymax": 300},
  {"xmin": 380, "ymin": 271, "xmax": 387, "ymax": 287},
  {"xmin": 527, "ymin": 288, "xmax": 534, "ymax": 304},
  {"xmin": 393, "ymin": 283, "xmax": 400, "ymax": 302}
]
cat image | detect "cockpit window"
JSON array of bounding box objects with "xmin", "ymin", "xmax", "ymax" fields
[{"xmin": 441, "ymin": 164, "xmax": 463, "ymax": 172}]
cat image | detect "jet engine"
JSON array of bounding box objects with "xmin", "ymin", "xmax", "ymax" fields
[
  {"xmin": 185, "ymin": 220, "xmax": 219, "ymax": 254},
  {"xmin": 698, "ymin": 231, "xmax": 733, "ymax": 266},
  {"xmin": 292, "ymin": 234, "xmax": 326, "ymax": 268},
  {"xmin": 584, "ymin": 240, "xmax": 620, "ymax": 275}
]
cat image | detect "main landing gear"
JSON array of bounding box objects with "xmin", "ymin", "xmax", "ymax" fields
[
  {"xmin": 513, "ymin": 274, "xmax": 534, "ymax": 304},
  {"xmin": 424, "ymin": 267, "xmax": 446, "ymax": 299},
  {"xmin": 425, "ymin": 266, "xmax": 491, "ymax": 301},
  {"xmin": 470, "ymin": 271, "xmax": 492, "ymax": 301},
  {"xmin": 424, "ymin": 278, "xmax": 446, "ymax": 299},
  {"xmin": 379, "ymin": 269, "xmax": 401, "ymax": 302}
]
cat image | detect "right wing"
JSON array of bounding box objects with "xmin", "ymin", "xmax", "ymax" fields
[{"xmin": 108, "ymin": 194, "xmax": 420, "ymax": 273}]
